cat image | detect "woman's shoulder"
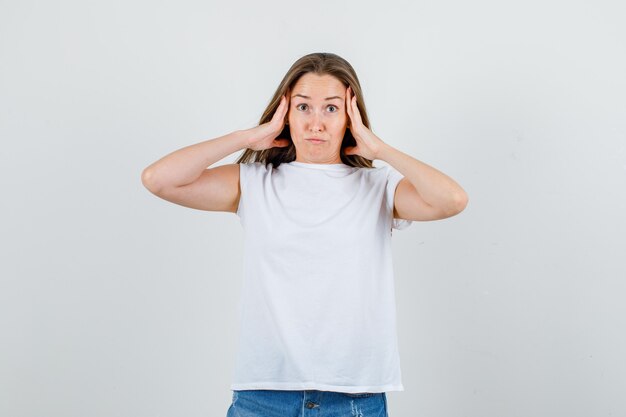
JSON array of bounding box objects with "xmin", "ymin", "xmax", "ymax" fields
[
  {"xmin": 238, "ymin": 161, "xmax": 271, "ymax": 173},
  {"xmin": 359, "ymin": 164, "xmax": 394, "ymax": 177}
]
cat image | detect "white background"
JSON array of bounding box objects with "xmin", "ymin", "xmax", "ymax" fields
[{"xmin": 1, "ymin": 1, "xmax": 625, "ymax": 416}]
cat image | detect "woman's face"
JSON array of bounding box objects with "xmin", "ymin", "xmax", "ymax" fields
[{"xmin": 287, "ymin": 73, "xmax": 348, "ymax": 164}]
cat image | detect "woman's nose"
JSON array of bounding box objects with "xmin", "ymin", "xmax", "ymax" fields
[{"xmin": 309, "ymin": 111, "xmax": 323, "ymax": 131}]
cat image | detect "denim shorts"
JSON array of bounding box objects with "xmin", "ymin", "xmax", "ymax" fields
[{"xmin": 226, "ymin": 389, "xmax": 388, "ymax": 417}]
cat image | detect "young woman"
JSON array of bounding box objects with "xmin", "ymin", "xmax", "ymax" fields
[{"xmin": 142, "ymin": 52, "xmax": 468, "ymax": 417}]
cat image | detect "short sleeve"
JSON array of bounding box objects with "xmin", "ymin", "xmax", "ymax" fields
[
  {"xmin": 236, "ymin": 162, "xmax": 269, "ymax": 220},
  {"xmin": 385, "ymin": 165, "xmax": 413, "ymax": 230},
  {"xmin": 235, "ymin": 163, "xmax": 247, "ymax": 218}
]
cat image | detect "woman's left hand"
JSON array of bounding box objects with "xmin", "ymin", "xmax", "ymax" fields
[{"xmin": 344, "ymin": 86, "xmax": 386, "ymax": 160}]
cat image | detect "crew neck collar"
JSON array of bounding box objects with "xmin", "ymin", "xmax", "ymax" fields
[{"xmin": 286, "ymin": 160, "xmax": 354, "ymax": 172}]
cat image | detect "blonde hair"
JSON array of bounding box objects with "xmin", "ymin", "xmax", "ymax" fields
[{"xmin": 236, "ymin": 52, "xmax": 374, "ymax": 169}]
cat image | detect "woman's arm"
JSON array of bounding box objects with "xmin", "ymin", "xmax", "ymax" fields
[
  {"xmin": 141, "ymin": 130, "xmax": 249, "ymax": 193},
  {"xmin": 140, "ymin": 94, "xmax": 291, "ymax": 212},
  {"xmin": 141, "ymin": 93, "xmax": 290, "ymax": 194},
  {"xmin": 140, "ymin": 131, "xmax": 250, "ymax": 212},
  {"xmin": 378, "ymin": 143, "xmax": 469, "ymax": 221},
  {"xmin": 343, "ymin": 85, "xmax": 468, "ymax": 222}
]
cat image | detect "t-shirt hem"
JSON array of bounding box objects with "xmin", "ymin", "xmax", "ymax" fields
[{"xmin": 230, "ymin": 381, "xmax": 404, "ymax": 393}]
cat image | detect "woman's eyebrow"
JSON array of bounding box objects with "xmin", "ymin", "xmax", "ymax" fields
[{"xmin": 292, "ymin": 94, "xmax": 343, "ymax": 101}]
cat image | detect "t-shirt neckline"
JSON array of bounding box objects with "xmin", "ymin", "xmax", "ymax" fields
[{"xmin": 287, "ymin": 161, "xmax": 354, "ymax": 172}]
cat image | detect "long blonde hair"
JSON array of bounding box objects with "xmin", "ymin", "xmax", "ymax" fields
[{"xmin": 236, "ymin": 52, "xmax": 374, "ymax": 169}]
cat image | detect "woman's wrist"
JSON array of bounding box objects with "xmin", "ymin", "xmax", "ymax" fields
[{"xmin": 238, "ymin": 129, "xmax": 256, "ymax": 149}]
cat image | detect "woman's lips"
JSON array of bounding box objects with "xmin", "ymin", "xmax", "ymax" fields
[{"xmin": 306, "ymin": 139, "xmax": 325, "ymax": 144}]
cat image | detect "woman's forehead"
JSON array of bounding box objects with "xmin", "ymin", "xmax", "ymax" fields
[{"xmin": 292, "ymin": 73, "xmax": 345, "ymax": 99}]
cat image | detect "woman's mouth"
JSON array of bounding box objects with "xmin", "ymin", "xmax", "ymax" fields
[{"xmin": 306, "ymin": 138, "xmax": 325, "ymax": 144}]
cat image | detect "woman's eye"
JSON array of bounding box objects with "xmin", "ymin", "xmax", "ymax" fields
[{"xmin": 296, "ymin": 104, "xmax": 338, "ymax": 112}]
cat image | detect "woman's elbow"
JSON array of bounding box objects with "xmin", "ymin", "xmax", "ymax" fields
[
  {"xmin": 442, "ymin": 191, "xmax": 468, "ymax": 218},
  {"xmin": 141, "ymin": 167, "xmax": 163, "ymax": 194},
  {"xmin": 453, "ymin": 191, "xmax": 469, "ymax": 214}
]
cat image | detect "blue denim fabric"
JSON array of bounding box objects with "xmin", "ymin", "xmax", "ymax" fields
[{"xmin": 226, "ymin": 389, "xmax": 388, "ymax": 417}]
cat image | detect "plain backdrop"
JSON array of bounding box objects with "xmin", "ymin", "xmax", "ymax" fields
[{"xmin": 1, "ymin": 1, "xmax": 625, "ymax": 416}]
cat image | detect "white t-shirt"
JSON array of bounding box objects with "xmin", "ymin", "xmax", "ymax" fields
[{"xmin": 231, "ymin": 160, "xmax": 412, "ymax": 393}]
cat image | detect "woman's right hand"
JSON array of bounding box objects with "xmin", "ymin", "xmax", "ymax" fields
[{"xmin": 244, "ymin": 92, "xmax": 291, "ymax": 151}]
